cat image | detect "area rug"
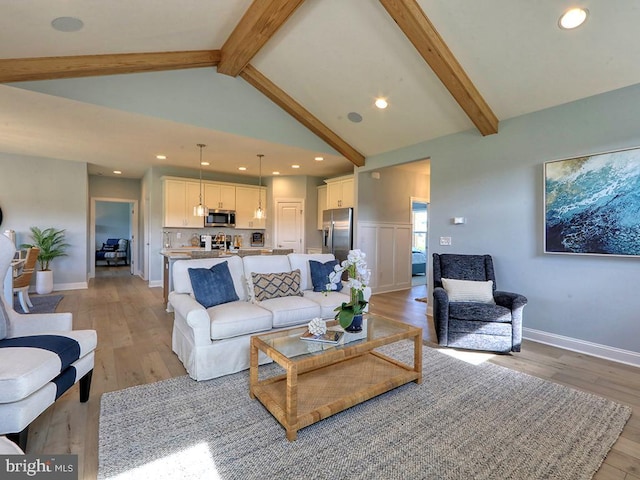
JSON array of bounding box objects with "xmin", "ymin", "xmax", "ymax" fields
[
  {"xmin": 98, "ymin": 342, "xmax": 631, "ymax": 480},
  {"xmin": 13, "ymin": 294, "xmax": 63, "ymax": 314}
]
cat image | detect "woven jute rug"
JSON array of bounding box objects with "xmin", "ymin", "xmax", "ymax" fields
[{"xmin": 98, "ymin": 342, "xmax": 631, "ymax": 480}]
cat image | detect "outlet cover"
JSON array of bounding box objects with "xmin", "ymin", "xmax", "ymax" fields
[{"xmin": 440, "ymin": 236, "xmax": 452, "ymax": 246}]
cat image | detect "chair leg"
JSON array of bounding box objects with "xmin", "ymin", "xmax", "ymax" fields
[
  {"xmin": 7, "ymin": 426, "xmax": 29, "ymax": 452},
  {"xmin": 79, "ymin": 370, "xmax": 93, "ymax": 403},
  {"xmin": 18, "ymin": 290, "xmax": 30, "ymax": 313},
  {"xmin": 25, "ymin": 289, "xmax": 34, "ymax": 308}
]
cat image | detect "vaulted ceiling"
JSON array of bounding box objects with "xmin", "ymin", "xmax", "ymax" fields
[{"xmin": 1, "ymin": 1, "xmax": 639, "ymax": 179}]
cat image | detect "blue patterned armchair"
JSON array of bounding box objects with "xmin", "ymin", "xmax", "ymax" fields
[
  {"xmin": 95, "ymin": 238, "xmax": 129, "ymax": 266},
  {"xmin": 432, "ymin": 253, "xmax": 527, "ymax": 353}
]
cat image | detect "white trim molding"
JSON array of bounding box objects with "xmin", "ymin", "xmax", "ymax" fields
[{"xmin": 524, "ymin": 327, "xmax": 640, "ymax": 368}]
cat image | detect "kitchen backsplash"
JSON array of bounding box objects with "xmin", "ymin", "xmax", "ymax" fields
[{"xmin": 162, "ymin": 227, "xmax": 266, "ymax": 249}]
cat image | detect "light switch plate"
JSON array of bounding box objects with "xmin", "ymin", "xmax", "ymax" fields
[{"xmin": 440, "ymin": 236, "xmax": 452, "ymax": 246}]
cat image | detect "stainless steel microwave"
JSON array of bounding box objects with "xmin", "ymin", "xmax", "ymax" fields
[{"xmin": 205, "ymin": 210, "xmax": 236, "ymax": 227}]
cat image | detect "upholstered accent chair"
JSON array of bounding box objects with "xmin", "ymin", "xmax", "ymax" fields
[
  {"xmin": 0, "ymin": 235, "xmax": 97, "ymax": 452},
  {"xmin": 432, "ymin": 253, "xmax": 527, "ymax": 353},
  {"xmin": 95, "ymin": 238, "xmax": 129, "ymax": 266}
]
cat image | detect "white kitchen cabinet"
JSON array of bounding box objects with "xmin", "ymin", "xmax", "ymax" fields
[
  {"xmin": 326, "ymin": 175, "xmax": 354, "ymax": 209},
  {"xmin": 163, "ymin": 178, "xmax": 204, "ymax": 228},
  {"xmin": 204, "ymin": 183, "xmax": 236, "ymax": 210},
  {"xmin": 235, "ymin": 186, "xmax": 267, "ymax": 229},
  {"xmin": 317, "ymin": 185, "xmax": 327, "ymax": 229}
]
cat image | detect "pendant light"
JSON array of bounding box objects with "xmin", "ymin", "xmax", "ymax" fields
[
  {"xmin": 193, "ymin": 144, "xmax": 209, "ymax": 217},
  {"xmin": 254, "ymin": 154, "xmax": 266, "ymax": 220}
]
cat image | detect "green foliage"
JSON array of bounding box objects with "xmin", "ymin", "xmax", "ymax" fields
[
  {"xmin": 21, "ymin": 227, "xmax": 70, "ymax": 271},
  {"xmin": 334, "ymin": 288, "xmax": 368, "ymax": 329}
]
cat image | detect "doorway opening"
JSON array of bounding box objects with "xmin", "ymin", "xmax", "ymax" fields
[
  {"xmin": 411, "ymin": 199, "xmax": 428, "ymax": 288},
  {"xmin": 90, "ymin": 197, "xmax": 138, "ymax": 279}
]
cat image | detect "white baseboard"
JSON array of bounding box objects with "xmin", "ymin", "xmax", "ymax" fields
[
  {"xmin": 148, "ymin": 280, "xmax": 162, "ymax": 288},
  {"xmin": 53, "ymin": 282, "xmax": 88, "ymax": 291},
  {"xmin": 523, "ymin": 327, "xmax": 640, "ymax": 368}
]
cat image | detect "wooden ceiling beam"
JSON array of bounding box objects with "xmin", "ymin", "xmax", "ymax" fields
[
  {"xmin": 241, "ymin": 64, "xmax": 365, "ymax": 167},
  {"xmin": 0, "ymin": 50, "xmax": 220, "ymax": 83},
  {"xmin": 218, "ymin": 0, "xmax": 306, "ymax": 77},
  {"xmin": 379, "ymin": 0, "xmax": 498, "ymax": 136}
]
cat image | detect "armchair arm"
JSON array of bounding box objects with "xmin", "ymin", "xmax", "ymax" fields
[
  {"xmin": 494, "ymin": 290, "xmax": 527, "ymax": 352},
  {"xmin": 432, "ymin": 287, "xmax": 450, "ymax": 346},
  {"xmin": 494, "ymin": 291, "xmax": 528, "ymax": 311},
  {"xmin": 168, "ymin": 292, "xmax": 212, "ymax": 347},
  {"xmin": 8, "ymin": 311, "xmax": 73, "ymax": 337}
]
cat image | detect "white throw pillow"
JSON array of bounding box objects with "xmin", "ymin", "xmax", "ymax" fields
[{"xmin": 441, "ymin": 278, "xmax": 495, "ymax": 304}]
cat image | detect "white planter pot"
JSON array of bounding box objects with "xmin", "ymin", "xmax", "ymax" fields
[{"xmin": 35, "ymin": 270, "xmax": 54, "ymax": 295}]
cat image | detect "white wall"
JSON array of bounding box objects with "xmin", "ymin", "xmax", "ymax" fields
[
  {"xmin": 0, "ymin": 153, "xmax": 88, "ymax": 290},
  {"xmin": 361, "ymin": 83, "xmax": 640, "ymax": 361}
]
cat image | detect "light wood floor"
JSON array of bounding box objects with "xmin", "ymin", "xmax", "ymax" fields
[{"xmin": 24, "ymin": 267, "xmax": 639, "ymax": 480}]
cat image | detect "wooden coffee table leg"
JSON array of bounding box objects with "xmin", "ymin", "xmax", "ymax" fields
[
  {"xmin": 286, "ymin": 365, "xmax": 298, "ymax": 441},
  {"xmin": 249, "ymin": 338, "xmax": 258, "ymax": 399},
  {"xmin": 414, "ymin": 332, "xmax": 423, "ymax": 384}
]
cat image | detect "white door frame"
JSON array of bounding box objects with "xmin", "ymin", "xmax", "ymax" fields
[
  {"xmin": 274, "ymin": 197, "xmax": 305, "ymax": 253},
  {"xmin": 90, "ymin": 197, "xmax": 139, "ymax": 279}
]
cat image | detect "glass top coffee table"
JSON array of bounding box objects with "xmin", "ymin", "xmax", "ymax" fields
[{"xmin": 249, "ymin": 314, "xmax": 422, "ymax": 441}]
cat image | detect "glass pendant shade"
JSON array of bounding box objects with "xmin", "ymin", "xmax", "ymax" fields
[
  {"xmin": 194, "ymin": 144, "xmax": 208, "ymax": 217},
  {"xmin": 254, "ymin": 154, "xmax": 266, "ymax": 220}
]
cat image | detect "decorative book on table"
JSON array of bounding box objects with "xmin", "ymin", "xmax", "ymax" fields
[{"xmin": 300, "ymin": 330, "xmax": 344, "ymax": 344}]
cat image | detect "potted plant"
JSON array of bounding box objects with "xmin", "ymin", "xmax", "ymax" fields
[
  {"xmin": 21, "ymin": 227, "xmax": 70, "ymax": 294},
  {"xmin": 329, "ymin": 249, "xmax": 371, "ymax": 332}
]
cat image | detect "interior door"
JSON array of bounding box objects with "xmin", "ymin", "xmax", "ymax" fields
[{"xmin": 275, "ymin": 201, "xmax": 303, "ymax": 252}]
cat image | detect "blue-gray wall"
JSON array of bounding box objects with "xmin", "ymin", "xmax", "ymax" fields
[
  {"xmin": 362, "ymin": 83, "xmax": 640, "ymax": 358},
  {"xmin": 95, "ymin": 202, "xmax": 130, "ymax": 248}
]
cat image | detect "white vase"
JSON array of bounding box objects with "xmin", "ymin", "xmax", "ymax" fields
[{"xmin": 35, "ymin": 270, "xmax": 54, "ymax": 295}]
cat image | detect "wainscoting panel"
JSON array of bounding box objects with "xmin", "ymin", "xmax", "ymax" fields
[{"xmin": 358, "ymin": 222, "xmax": 412, "ymax": 294}]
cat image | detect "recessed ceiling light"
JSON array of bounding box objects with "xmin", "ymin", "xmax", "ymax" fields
[
  {"xmin": 51, "ymin": 17, "xmax": 84, "ymax": 32},
  {"xmin": 291, "ymin": 165, "xmax": 300, "ymax": 169},
  {"xmin": 314, "ymin": 156, "xmax": 324, "ymax": 161},
  {"xmin": 272, "ymin": 171, "xmax": 280, "ymax": 175},
  {"xmin": 375, "ymin": 98, "xmax": 388, "ymax": 109},
  {"xmin": 113, "ymin": 170, "xmax": 122, "ymax": 175},
  {"xmin": 200, "ymin": 161, "xmax": 210, "ymax": 166},
  {"xmin": 238, "ymin": 166, "xmax": 247, "ymax": 171},
  {"xmin": 156, "ymin": 154, "xmax": 166, "ymax": 160},
  {"xmin": 559, "ymin": 8, "xmax": 588, "ymax": 29}
]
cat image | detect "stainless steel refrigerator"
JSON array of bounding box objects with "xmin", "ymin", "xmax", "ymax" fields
[{"xmin": 322, "ymin": 207, "xmax": 353, "ymax": 264}]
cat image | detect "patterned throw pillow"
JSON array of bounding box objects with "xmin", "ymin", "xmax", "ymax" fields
[
  {"xmin": 188, "ymin": 261, "xmax": 239, "ymax": 308},
  {"xmin": 252, "ymin": 270, "xmax": 303, "ymax": 302},
  {"xmin": 309, "ymin": 259, "xmax": 343, "ymax": 292}
]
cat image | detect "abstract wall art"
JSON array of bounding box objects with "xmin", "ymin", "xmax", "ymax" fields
[{"xmin": 544, "ymin": 147, "xmax": 640, "ymax": 256}]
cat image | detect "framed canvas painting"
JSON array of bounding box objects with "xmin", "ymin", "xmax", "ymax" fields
[{"xmin": 544, "ymin": 147, "xmax": 640, "ymax": 256}]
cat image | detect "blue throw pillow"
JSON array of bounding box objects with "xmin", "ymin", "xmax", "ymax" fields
[
  {"xmin": 188, "ymin": 261, "xmax": 239, "ymax": 308},
  {"xmin": 309, "ymin": 259, "xmax": 343, "ymax": 292}
]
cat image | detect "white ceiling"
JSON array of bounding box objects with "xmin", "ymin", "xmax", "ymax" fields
[{"xmin": 2, "ymin": 0, "xmax": 640, "ymax": 179}]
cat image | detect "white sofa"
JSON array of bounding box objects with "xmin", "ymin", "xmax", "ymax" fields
[{"xmin": 169, "ymin": 253, "xmax": 367, "ymax": 381}]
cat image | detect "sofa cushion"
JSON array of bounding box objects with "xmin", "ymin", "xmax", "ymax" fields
[
  {"xmin": 258, "ymin": 296, "xmax": 321, "ymax": 328},
  {"xmin": 303, "ymin": 290, "xmax": 351, "ymax": 318},
  {"xmin": 288, "ymin": 253, "xmax": 336, "ymax": 291},
  {"xmin": 189, "ymin": 261, "xmax": 239, "ymax": 308},
  {"xmin": 208, "ymin": 301, "xmax": 273, "ymax": 340},
  {"xmin": 442, "ymin": 278, "xmax": 495, "ymax": 304},
  {"xmin": 309, "ymin": 259, "xmax": 343, "ymax": 292},
  {"xmin": 242, "ymin": 255, "xmax": 292, "ymax": 302},
  {"xmin": 173, "ymin": 256, "xmax": 247, "ymax": 301},
  {"xmin": 252, "ymin": 270, "xmax": 303, "ymax": 302}
]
